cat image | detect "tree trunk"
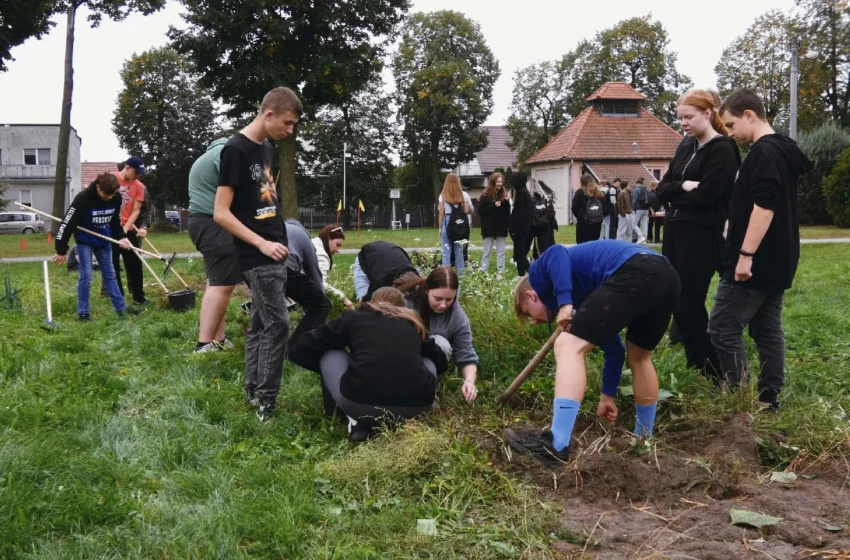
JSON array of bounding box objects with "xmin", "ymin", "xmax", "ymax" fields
[
  {"xmin": 431, "ymin": 151, "xmax": 441, "ymax": 201},
  {"xmin": 51, "ymin": 2, "xmax": 77, "ymax": 232},
  {"xmin": 278, "ymin": 132, "xmax": 298, "ymax": 219}
]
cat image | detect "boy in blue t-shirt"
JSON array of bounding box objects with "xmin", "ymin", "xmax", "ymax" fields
[{"xmin": 508, "ymin": 241, "xmax": 680, "ymax": 468}]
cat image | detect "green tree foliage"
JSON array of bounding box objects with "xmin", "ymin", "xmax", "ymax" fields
[
  {"xmin": 505, "ymin": 60, "xmax": 572, "ymax": 166},
  {"xmin": 394, "ymin": 161, "xmax": 436, "ymax": 205},
  {"xmin": 169, "ymin": 0, "xmax": 410, "ymax": 217},
  {"xmin": 0, "ymin": 0, "xmax": 57, "ymax": 72},
  {"xmin": 112, "ymin": 46, "xmax": 220, "ymax": 207},
  {"xmin": 797, "ymin": 122, "xmax": 850, "ymax": 224},
  {"xmin": 392, "ymin": 10, "xmax": 500, "ymax": 200},
  {"xmin": 299, "ymin": 79, "xmax": 397, "ymax": 221},
  {"xmin": 823, "ymin": 146, "xmax": 850, "ymax": 227},
  {"xmin": 796, "ymin": 0, "xmax": 850, "ymax": 127}
]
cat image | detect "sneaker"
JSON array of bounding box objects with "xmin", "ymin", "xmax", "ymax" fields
[
  {"xmin": 193, "ymin": 341, "xmax": 222, "ymax": 354},
  {"xmin": 78, "ymin": 313, "xmax": 90, "ymax": 322},
  {"xmin": 757, "ymin": 390, "xmax": 780, "ymax": 412},
  {"xmin": 256, "ymin": 400, "xmax": 276, "ymax": 422},
  {"xmin": 349, "ymin": 429, "xmax": 372, "ymax": 443},
  {"xmin": 124, "ymin": 306, "xmax": 146, "ymax": 316},
  {"xmin": 132, "ymin": 297, "xmax": 151, "ymax": 306},
  {"xmin": 503, "ymin": 428, "xmax": 571, "ymax": 469},
  {"xmin": 245, "ymin": 388, "xmax": 259, "ymax": 408},
  {"xmin": 217, "ymin": 337, "xmax": 235, "ymax": 350}
]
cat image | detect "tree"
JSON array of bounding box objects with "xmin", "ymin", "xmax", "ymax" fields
[
  {"xmin": 797, "ymin": 122, "xmax": 850, "ymax": 224},
  {"xmin": 298, "ymin": 79, "xmax": 397, "ymax": 225},
  {"xmin": 505, "ymin": 59, "xmax": 572, "ymax": 166},
  {"xmin": 823, "ymin": 146, "xmax": 850, "ymax": 227},
  {"xmin": 796, "ymin": 0, "xmax": 850, "ymax": 127},
  {"xmin": 170, "ymin": 0, "xmax": 410, "ymax": 218},
  {"xmin": 567, "ymin": 15, "xmax": 692, "ymax": 125},
  {"xmin": 0, "ymin": 0, "xmax": 57, "ymax": 72},
  {"xmin": 392, "ymin": 10, "xmax": 500, "ymax": 200},
  {"xmin": 112, "ymin": 46, "xmax": 220, "ymax": 209}
]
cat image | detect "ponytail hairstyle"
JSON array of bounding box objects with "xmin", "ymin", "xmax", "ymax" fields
[
  {"xmin": 317, "ymin": 225, "xmax": 345, "ymax": 270},
  {"xmin": 393, "ymin": 266, "xmax": 459, "ymax": 330},
  {"xmin": 365, "ymin": 287, "xmax": 428, "ymax": 339},
  {"xmin": 678, "ymin": 89, "xmax": 728, "ymax": 135},
  {"xmin": 580, "ymin": 173, "xmax": 602, "ymax": 198}
]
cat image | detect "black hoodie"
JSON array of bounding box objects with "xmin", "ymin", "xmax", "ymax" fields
[
  {"xmin": 55, "ymin": 182, "xmax": 126, "ymax": 256},
  {"xmin": 657, "ymin": 135, "xmax": 741, "ymax": 234},
  {"xmin": 721, "ymin": 134, "xmax": 813, "ymax": 292},
  {"xmin": 357, "ymin": 241, "xmax": 418, "ymax": 301},
  {"xmin": 509, "ymin": 171, "xmax": 533, "ymax": 234}
]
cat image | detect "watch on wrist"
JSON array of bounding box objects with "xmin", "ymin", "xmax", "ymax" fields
[{"xmin": 739, "ymin": 249, "xmax": 755, "ymax": 257}]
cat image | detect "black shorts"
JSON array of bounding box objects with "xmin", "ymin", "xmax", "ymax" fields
[
  {"xmin": 567, "ymin": 253, "xmax": 680, "ymax": 351},
  {"xmin": 188, "ymin": 216, "xmax": 243, "ymax": 286}
]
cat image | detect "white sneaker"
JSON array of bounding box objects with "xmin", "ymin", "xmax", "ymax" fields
[
  {"xmin": 193, "ymin": 341, "xmax": 222, "ymax": 354},
  {"xmin": 217, "ymin": 337, "xmax": 235, "ymax": 350}
]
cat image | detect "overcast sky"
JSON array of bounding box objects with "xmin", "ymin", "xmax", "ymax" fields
[{"xmin": 0, "ymin": 0, "xmax": 798, "ymax": 162}]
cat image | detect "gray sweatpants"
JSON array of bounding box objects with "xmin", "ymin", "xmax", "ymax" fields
[
  {"xmin": 243, "ymin": 263, "xmax": 290, "ymax": 403},
  {"xmin": 320, "ymin": 350, "xmax": 437, "ymax": 424},
  {"xmin": 480, "ymin": 236, "xmax": 506, "ymax": 273}
]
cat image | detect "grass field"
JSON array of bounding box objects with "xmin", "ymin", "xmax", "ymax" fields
[
  {"xmin": 0, "ymin": 245, "xmax": 848, "ymax": 557},
  {"xmin": 1, "ymin": 224, "xmax": 847, "ymax": 259}
]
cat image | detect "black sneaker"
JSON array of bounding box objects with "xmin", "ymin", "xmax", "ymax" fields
[
  {"xmin": 256, "ymin": 400, "xmax": 276, "ymax": 422},
  {"xmin": 503, "ymin": 428, "xmax": 571, "ymax": 469},
  {"xmin": 758, "ymin": 390, "xmax": 780, "ymax": 412},
  {"xmin": 78, "ymin": 313, "xmax": 91, "ymax": 322},
  {"xmin": 132, "ymin": 297, "xmax": 151, "ymax": 306},
  {"xmin": 245, "ymin": 388, "xmax": 259, "ymax": 408},
  {"xmin": 122, "ymin": 306, "xmax": 146, "ymax": 316},
  {"xmin": 349, "ymin": 429, "xmax": 372, "ymax": 443}
]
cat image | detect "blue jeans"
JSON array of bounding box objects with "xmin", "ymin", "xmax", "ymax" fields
[
  {"xmin": 76, "ymin": 244, "xmax": 126, "ymax": 315},
  {"xmin": 441, "ymin": 220, "xmax": 464, "ymax": 272}
]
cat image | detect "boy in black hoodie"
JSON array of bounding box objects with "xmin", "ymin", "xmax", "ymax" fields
[
  {"xmin": 53, "ymin": 173, "xmax": 136, "ymax": 320},
  {"xmin": 709, "ymin": 89, "xmax": 813, "ymax": 410},
  {"xmin": 509, "ymin": 171, "xmax": 533, "ymax": 276}
]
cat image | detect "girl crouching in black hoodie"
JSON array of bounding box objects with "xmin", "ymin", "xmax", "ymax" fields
[{"xmin": 290, "ymin": 287, "xmax": 448, "ymax": 442}]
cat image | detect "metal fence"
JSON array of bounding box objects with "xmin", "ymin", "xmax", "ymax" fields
[{"xmin": 298, "ymin": 205, "xmax": 438, "ymax": 230}]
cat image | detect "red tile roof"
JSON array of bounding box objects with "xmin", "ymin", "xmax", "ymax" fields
[
  {"xmin": 525, "ymin": 106, "xmax": 683, "ymax": 164},
  {"xmin": 476, "ymin": 126, "xmax": 518, "ymax": 173},
  {"xmin": 81, "ymin": 162, "xmax": 119, "ymax": 187},
  {"xmin": 586, "ymin": 82, "xmax": 646, "ymax": 101},
  {"xmin": 585, "ymin": 162, "xmax": 656, "ymax": 186}
]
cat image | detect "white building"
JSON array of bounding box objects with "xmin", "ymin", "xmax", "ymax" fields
[{"xmin": 0, "ymin": 124, "xmax": 82, "ymax": 215}]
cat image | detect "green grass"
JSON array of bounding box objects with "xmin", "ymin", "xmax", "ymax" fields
[{"xmin": 0, "ymin": 245, "xmax": 848, "ymax": 557}]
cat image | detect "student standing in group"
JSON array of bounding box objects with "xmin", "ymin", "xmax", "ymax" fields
[
  {"xmin": 604, "ymin": 179, "xmax": 621, "ymax": 240},
  {"xmin": 616, "ymin": 181, "xmax": 635, "ymax": 242},
  {"xmin": 529, "ymin": 178, "xmax": 557, "ymax": 259},
  {"xmin": 214, "ymin": 87, "xmax": 302, "ymax": 422},
  {"xmin": 506, "ymin": 241, "xmax": 680, "ymax": 468},
  {"xmin": 631, "ymin": 178, "xmax": 652, "ymax": 242},
  {"xmin": 446, "ymin": 187, "xmax": 474, "ymax": 269},
  {"xmin": 111, "ymin": 157, "xmax": 148, "ymax": 306},
  {"xmin": 571, "ymin": 174, "xmax": 606, "ymax": 244},
  {"xmin": 438, "ymin": 173, "xmax": 469, "ymax": 273},
  {"xmin": 657, "ymin": 89, "xmax": 741, "ymax": 379},
  {"xmin": 647, "ymin": 181, "xmax": 664, "ymax": 244},
  {"xmin": 188, "ymin": 138, "xmax": 240, "ymax": 354},
  {"xmin": 478, "ymin": 172, "xmax": 510, "ymax": 273},
  {"xmin": 709, "ymin": 89, "xmax": 813, "ymax": 410},
  {"xmin": 312, "ymin": 225, "xmax": 355, "ymax": 309},
  {"xmin": 53, "ymin": 173, "xmax": 141, "ymax": 320},
  {"xmin": 509, "ymin": 171, "xmax": 534, "ymax": 276},
  {"xmin": 284, "ymin": 219, "xmax": 332, "ymax": 350}
]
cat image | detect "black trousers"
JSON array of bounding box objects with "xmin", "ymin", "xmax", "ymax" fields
[
  {"xmin": 608, "ymin": 214, "xmax": 619, "ymax": 240},
  {"xmin": 531, "ymin": 226, "xmax": 554, "ymax": 260},
  {"xmin": 112, "ymin": 230, "xmax": 145, "ymax": 302},
  {"xmin": 510, "ymin": 231, "xmax": 532, "ymax": 276},
  {"xmin": 648, "ymin": 217, "xmax": 663, "ymax": 243},
  {"xmin": 285, "ymin": 268, "xmax": 331, "ymax": 351},
  {"xmin": 662, "ymin": 221, "xmax": 722, "ymax": 378},
  {"xmin": 576, "ymin": 222, "xmax": 602, "ymax": 244}
]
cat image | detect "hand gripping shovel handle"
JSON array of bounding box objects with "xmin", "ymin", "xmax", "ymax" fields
[
  {"xmin": 133, "ymin": 225, "xmax": 190, "ymax": 289},
  {"xmin": 498, "ymin": 325, "xmax": 564, "ymax": 405}
]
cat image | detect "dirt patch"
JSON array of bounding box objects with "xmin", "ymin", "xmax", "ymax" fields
[{"xmin": 496, "ymin": 414, "xmax": 850, "ymax": 559}]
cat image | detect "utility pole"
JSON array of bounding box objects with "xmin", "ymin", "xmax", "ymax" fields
[
  {"xmin": 790, "ymin": 36, "xmax": 800, "ymax": 141},
  {"xmin": 342, "ymin": 142, "xmax": 347, "ymax": 210}
]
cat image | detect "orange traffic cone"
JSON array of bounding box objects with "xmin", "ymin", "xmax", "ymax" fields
[
  {"xmin": 20, "ymin": 238, "xmax": 26, "ymax": 250},
  {"xmin": 47, "ymin": 233, "xmax": 53, "ymax": 243}
]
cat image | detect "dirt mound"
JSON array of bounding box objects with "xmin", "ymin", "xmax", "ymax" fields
[{"xmin": 497, "ymin": 414, "xmax": 850, "ymax": 559}]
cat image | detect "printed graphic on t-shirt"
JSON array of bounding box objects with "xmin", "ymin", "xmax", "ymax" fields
[
  {"xmin": 251, "ymin": 163, "xmax": 278, "ymax": 220},
  {"xmin": 119, "ymin": 186, "xmax": 131, "ymax": 210}
]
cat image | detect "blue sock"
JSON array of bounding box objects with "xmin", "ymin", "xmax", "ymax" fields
[
  {"xmin": 634, "ymin": 402, "xmax": 657, "ymax": 438},
  {"xmin": 551, "ymin": 398, "xmax": 580, "ymax": 451}
]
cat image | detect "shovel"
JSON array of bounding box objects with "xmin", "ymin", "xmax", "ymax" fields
[
  {"xmin": 41, "ymin": 261, "xmax": 58, "ymax": 331},
  {"xmin": 498, "ymin": 325, "xmax": 564, "ymax": 405}
]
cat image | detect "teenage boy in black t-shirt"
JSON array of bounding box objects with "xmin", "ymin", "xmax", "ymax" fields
[
  {"xmin": 214, "ymin": 87, "xmax": 303, "ymax": 422},
  {"xmin": 708, "ymin": 89, "xmax": 813, "ymax": 410}
]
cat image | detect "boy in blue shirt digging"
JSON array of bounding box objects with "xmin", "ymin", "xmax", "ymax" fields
[{"xmin": 507, "ymin": 241, "xmax": 681, "ymax": 468}]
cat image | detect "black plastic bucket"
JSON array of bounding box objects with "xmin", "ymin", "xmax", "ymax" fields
[{"xmin": 167, "ymin": 289, "xmax": 196, "ymax": 312}]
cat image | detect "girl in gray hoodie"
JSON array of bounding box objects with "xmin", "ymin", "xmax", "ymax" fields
[{"xmin": 395, "ymin": 266, "xmax": 479, "ymax": 404}]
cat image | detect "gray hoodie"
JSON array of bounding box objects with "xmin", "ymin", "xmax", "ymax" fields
[
  {"xmin": 284, "ymin": 219, "xmax": 323, "ymax": 289},
  {"xmin": 406, "ymin": 296, "xmax": 478, "ymax": 368}
]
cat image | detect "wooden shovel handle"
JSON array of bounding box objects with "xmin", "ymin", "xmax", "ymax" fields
[{"xmin": 498, "ymin": 325, "xmax": 564, "ymax": 404}]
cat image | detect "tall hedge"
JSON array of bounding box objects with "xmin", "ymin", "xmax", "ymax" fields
[
  {"xmin": 797, "ymin": 123, "xmax": 850, "ymax": 224},
  {"xmin": 823, "ymin": 146, "xmax": 850, "ymax": 228}
]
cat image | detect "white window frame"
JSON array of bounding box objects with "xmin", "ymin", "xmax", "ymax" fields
[
  {"xmin": 19, "ymin": 190, "xmax": 33, "ymax": 207},
  {"xmin": 23, "ymin": 148, "xmax": 51, "ymax": 165}
]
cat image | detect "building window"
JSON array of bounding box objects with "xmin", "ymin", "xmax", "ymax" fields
[
  {"xmin": 653, "ymin": 169, "xmax": 661, "ymax": 180},
  {"xmin": 23, "ymin": 148, "xmax": 51, "ymax": 165},
  {"xmin": 600, "ymin": 102, "xmax": 639, "ymax": 116},
  {"xmin": 19, "ymin": 190, "xmax": 32, "ymax": 207}
]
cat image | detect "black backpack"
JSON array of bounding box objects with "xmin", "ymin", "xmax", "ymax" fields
[
  {"xmin": 637, "ymin": 186, "xmax": 650, "ymax": 209},
  {"xmin": 585, "ymin": 196, "xmax": 604, "ymax": 224},
  {"xmin": 446, "ymin": 203, "xmax": 469, "ymax": 241},
  {"xmin": 532, "ymin": 195, "xmax": 550, "ymax": 230}
]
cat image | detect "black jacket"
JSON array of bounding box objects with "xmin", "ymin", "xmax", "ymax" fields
[
  {"xmin": 478, "ymin": 192, "xmax": 510, "ymax": 238},
  {"xmin": 571, "ymin": 189, "xmax": 605, "ymax": 225},
  {"xmin": 289, "ymin": 307, "xmax": 440, "ymax": 406},
  {"xmin": 721, "ymin": 134, "xmax": 813, "ymax": 292},
  {"xmin": 657, "ymin": 135, "xmax": 741, "ymax": 234},
  {"xmin": 509, "ymin": 173, "xmax": 533, "ymax": 234},
  {"xmin": 357, "ymin": 241, "xmax": 417, "ymax": 301},
  {"xmin": 55, "ymin": 182, "xmax": 125, "ymax": 256}
]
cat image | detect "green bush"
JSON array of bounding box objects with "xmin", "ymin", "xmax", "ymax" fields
[
  {"xmin": 797, "ymin": 122, "xmax": 850, "ymax": 224},
  {"xmin": 823, "ymin": 146, "xmax": 850, "ymax": 228}
]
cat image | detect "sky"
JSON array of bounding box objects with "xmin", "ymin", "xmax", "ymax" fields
[{"xmin": 0, "ymin": 0, "xmax": 799, "ymax": 163}]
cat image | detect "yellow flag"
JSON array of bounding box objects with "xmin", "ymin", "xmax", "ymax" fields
[
  {"xmin": 336, "ymin": 200, "xmax": 342, "ymax": 212},
  {"xmin": 358, "ymin": 199, "xmax": 365, "ymax": 211}
]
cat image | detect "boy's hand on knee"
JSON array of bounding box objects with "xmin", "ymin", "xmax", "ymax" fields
[
  {"xmin": 557, "ymin": 304, "xmax": 574, "ymax": 329},
  {"xmin": 597, "ymin": 394, "xmax": 618, "ymax": 425}
]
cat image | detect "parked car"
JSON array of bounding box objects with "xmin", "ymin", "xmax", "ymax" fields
[
  {"xmin": 0, "ymin": 211, "xmax": 45, "ymax": 234},
  {"xmin": 164, "ymin": 211, "xmax": 181, "ymax": 227}
]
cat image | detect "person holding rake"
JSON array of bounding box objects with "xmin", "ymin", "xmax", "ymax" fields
[{"xmin": 506, "ymin": 241, "xmax": 680, "ymax": 468}]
